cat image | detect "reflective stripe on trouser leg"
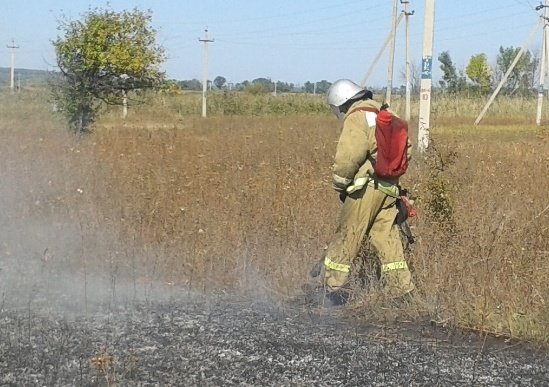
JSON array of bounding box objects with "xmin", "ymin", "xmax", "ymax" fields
[
  {"xmin": 369, "ymin": 209, "xmax": 415, "ymax": 297},
  {"xmin": 323, "ymin": 186, "xmax": 390, "ymax": 290},
  {"xmin": 324, "ymin": 257, "xmax": 350, "ymax": 273},
  {"xmin": 381, "ymin": 261, "xmax": 409, "ymax": 272},
  {"xmin": 323, "ymin": 257, "xmax": 351, "ymax": 290}
]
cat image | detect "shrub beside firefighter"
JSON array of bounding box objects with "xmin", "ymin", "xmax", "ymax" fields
[{"xmin": 312, "ymin": 79, "xmax": 415, "ymax": 306}]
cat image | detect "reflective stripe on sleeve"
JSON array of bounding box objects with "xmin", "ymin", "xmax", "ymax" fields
[
  {"xmin": 365, "ymin": 111, "xmax": 377, "ymax": 127},
  {"xmin": 374, "ymin": 179, "xmax": 400, "ymax": 198},
  {"xmin": 346, "ymin": 176, "xmax": 400, "ymax": 197},
  {"xmin": 381, "ymin": 261, "xmax": 409, "ymax": 272},
  {"xmin": 324, "ymin": 257, "xmax": 350, "ymax": 273},
  {"xmin": 333, "ymin": 174, "xmax": 352, "ymax": 187},
  {"xmin": 346, "ymin": 177, "xmax": 369, "ymax": 194}
]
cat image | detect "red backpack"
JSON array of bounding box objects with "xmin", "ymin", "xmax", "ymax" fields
[{"xmin": 373, "ymin": 108, "xmax": 409, "ymax": 179}]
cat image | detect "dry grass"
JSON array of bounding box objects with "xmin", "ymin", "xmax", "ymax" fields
[{"xmin": 1, "ymin": 89, "xmax": 548, "ymax": 343}]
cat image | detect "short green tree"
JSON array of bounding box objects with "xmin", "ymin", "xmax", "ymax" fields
[
  {"xmin": 179, "ymin": 79, "xmax": 202, "ymax": 90},
  {"xmin": 465, "ymin": 53, "xmax": 492, "ymax": 94},
  {"xmin": 275, "ymin": 81, "xmax": 293, "ymax": 93},
  {"xmin": 251, "ymin": 77, "xmax": 274, "ymax": 92},
  {"xmin": 245, "ymin": 82, "xmax": 270, "ymax": 95},
  {"xmin": 51, "ymin": 7, "xmax": 165, "ymax": 134},
  {"xmin": 303, "ymin": 80, "xmax": 332, "ymax": 94},
  {"xmin": 213, "ymin": 76, "xmax": 226, "ymax": 89}
]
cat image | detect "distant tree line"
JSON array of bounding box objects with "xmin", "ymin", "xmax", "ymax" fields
[
  {"xmin": 178, "ymin": 45, "xmax": 542, "ymax": 99},
  {"xmin": 438, "ymin": 46, "xmax": 539, "ymax": 96},
  {"xmin": 178, "ymin": 77, "xmax": 332, "ymax": 94}
]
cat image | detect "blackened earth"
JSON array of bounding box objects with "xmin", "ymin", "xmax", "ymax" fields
[{"xmin": 1, "ymin": 291, "xmax": 548, "ymax": 386}]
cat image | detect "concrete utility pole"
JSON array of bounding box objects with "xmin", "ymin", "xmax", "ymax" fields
[
  {"xmin": 536, "ymin": 0, "xmax": 549, "ymax": 125},
  {"xmin": 418, "ymin": 0, "xmax": 435, "ymax": 153},
  {"xmin": 385, "ymin": 0, "xmax": 399, "ymax": 104},
  {"xmin": 122, "ymin": 91, "xmax": 128, "ymax": 119},
  {"xmin": 199, "ymin": 28, "xmax": 214, "ymax": 118},
  {"xmin": 7, "ymin": 39, "xmax": 19, "ymax": 94},
  {"xmin": 402, "ymin": 0, "xmax": 414, "ymax": 121}
]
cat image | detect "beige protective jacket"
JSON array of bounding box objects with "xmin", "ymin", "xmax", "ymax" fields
[{"xmin": 331, "ymin": 99, "xmax": 411, "ymax": 194}]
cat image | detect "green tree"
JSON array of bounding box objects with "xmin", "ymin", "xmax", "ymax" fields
[
  {"xmin": 438, "ymin": 51, "xmax": 466, "ymax": 93},
  {"xmin": 438, "ymin": 51, "xmax": 456, "ymax": 90},
  {"xmin": 51, "ymin": 7, "xmax": 165, "ymax": 134},
  {"xmin": 302, "ymin": 80, "xmax": 332, "ymax": 94},
  {"xmin": 275, "ymin": 81, "xmax": 293, "ymax": 93},
  {"xmin": 465, "ymin": 53, "xmax": 492, "ymax": 94},
  {"xmin": 303, "ymin": 81, "xmax": 314, "ymax": 93},
  {"xmin": 235, "ymin": 80, "xmax": 249, "ymax": 91},
  {"xmin": 251, "ymin": 77, "xmax": 274, "ymax": 92},
  {"xmin": 245, "ymin": 82, "xmax": 270, "ymax": 95},
  {"xmin": 179, "ymin": 79, "xmax": 202, "ymax": 90},
  {"xmin": 213, "ymin": 75, "xmax": 226, "ymax": 89},
  {"xmin": 496, "ymin": 46, "xmax": 536, "ymax": 95}
]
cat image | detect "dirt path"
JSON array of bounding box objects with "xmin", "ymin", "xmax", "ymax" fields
[{"xmin": 1, "ymin": 291, "xmax": 547, "ymax": 386}]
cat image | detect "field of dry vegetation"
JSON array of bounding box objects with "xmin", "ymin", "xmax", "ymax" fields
[{"xmin": 1, "ymin": 89, "xmax": 548, "ymax": 343}]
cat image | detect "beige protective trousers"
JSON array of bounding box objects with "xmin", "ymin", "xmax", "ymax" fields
[{"xmin": 323, "ymin": 184, "xmax": 415, "ymax": 298}]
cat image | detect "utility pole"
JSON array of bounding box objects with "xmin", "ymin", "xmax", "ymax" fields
[
  {"xmin": 122, "ymin": 91, "xmax": 128, "ymax": 119},
  {"xmin": 7, "ymin": 39, "xmax": 19, "ymax": 94},
  {"xmin": 418, "ymin": 0, "xmax": 435, "ymax": 153},
  {"xmin": 385, "ymin": 0, "xmax": 399, "ymax": 104},
  {"xmin": 199, "ymin": 28, "xmax": 214, "ymax": 118},
  {"xmin": 402, "ymin": 1, "xmax": 414, "ymax": 121},
  {"xmin": 536, "ymin": 0, "xmax": 549, "ymax": 125}
]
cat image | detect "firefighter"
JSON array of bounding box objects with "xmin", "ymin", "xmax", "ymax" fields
[{"xmin": 319, "ymin": 79, "xmax": 415, "ymax": 305}]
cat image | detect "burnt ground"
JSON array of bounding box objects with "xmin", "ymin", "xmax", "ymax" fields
[{"xmin": 1, "ymin": 285, "xmax": 548, "ymax": 387}]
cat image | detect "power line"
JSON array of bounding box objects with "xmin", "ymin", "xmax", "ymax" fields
[
  {"xmin": 513, "ymin": 0, "xmax": 536, "ymax": 10},
  {"xmin": 158, "ymin": 0, "xmax": 370, "ymax": 28}
]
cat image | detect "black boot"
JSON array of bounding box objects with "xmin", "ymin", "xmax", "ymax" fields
[
  {"xmin": 324, "ymin": 290, "xmax": 350, "ymax": 307},
  {"xmin": 309, "ymin": 258, "xmax": 324, "ymax": 278}
]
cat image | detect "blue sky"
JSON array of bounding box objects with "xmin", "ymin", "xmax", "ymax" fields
[{"xmin": 0, "ymin": 0, "xmax": 544, "ymax": 87}]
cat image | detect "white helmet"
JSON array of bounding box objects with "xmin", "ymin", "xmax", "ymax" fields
[{"xmin": 326, "ymin": 79, "xmax": 366, "ymax": 119}]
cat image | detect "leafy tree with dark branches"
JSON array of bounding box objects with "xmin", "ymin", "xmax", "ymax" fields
[
  {"xmin": 438, "ymin": 51, "xmax": 466, "ymax": 94},
  {"xmin": 496, "ymin": 46, "xmax": 537, "ymax": 96},
  {"xmin": 50, "ymin": 7, "xmax": 166, "ymax": 134}
]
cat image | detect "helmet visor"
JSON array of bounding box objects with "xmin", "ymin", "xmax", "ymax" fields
[{"xmin": 330, "ymin": 104, "xmax": 345, "ymax": 120}]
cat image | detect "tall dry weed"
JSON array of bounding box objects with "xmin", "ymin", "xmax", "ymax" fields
[
  {"xmin": 1, "ymin": 89, "xmax": 548, "ymax": 342},
  {"xmin": 408, "ymin": 130, "xmax": 549, "ymax": 341}
]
